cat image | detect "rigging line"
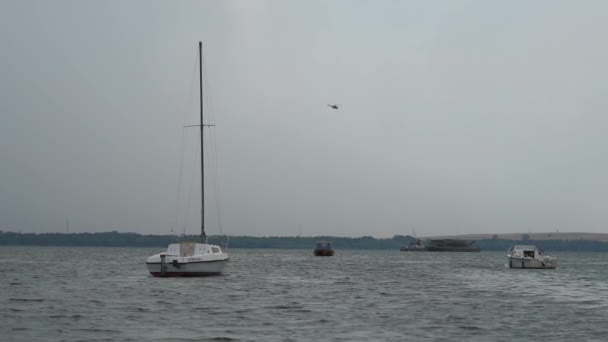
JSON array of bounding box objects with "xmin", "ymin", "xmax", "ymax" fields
[
  {"xmin": 204, "ymin": 119, "xmax": 219, "ymax": 210},
  {"xmin": 203, "ymin": 130, "xmax": 214, "ymax": 233},
  {"xmin": 182, "ymin": 147, "xmax": 199, "ymax": 236},
  {"xmin": 201, "ymin": 48, "xmax": 225, "ymax": 235},
  {"xmin": 201, "ymin": 52, "xmax": 221, "ymax": 168},
  {"xmin": 203, "ymin": 129, "xmax": 224, "ymax": 236},
  {"xmin": 204, "ymin": 109, "xmax": 224, "ymax": 236},
  {"xmin": 207, "ymin": 129, "xmax": 224, "ymax": 236},
  {"xmin": 173, "ymin": 48, "xmax": 199, "ymax": 236},
  {"xmin": 201, "ymin": 51, "xmax": 216, "ymax": 126},
  {"xmin": 200, "ymin": 51, "xmax": 219, "ymax": 176},
  {"xmin": 200, "ymin": 51, "xmax": 216, "ymax": 235},
  {"xmin": 209, "ymin": 130, "xmax": 224, "ymax": 236}
]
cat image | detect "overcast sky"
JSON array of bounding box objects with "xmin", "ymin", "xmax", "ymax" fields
[{"xmin": 1, "ymin": 0, "xmax": 607, "ymax": 237}]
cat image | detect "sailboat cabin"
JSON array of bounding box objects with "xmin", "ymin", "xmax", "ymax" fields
[{"xmin": 166, "ymin": 242, "xmax": 222, "ymax": 257}]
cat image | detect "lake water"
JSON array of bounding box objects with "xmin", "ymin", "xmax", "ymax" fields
[{"xmin": 1, "ymin": 247, "xmax": 607, "ymax": 341}]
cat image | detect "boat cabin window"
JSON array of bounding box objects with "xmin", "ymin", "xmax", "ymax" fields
[
  {"xmin": 523, "ymin": 250, "xmax": 535, "ymax": 258},
  {"xmin": 212, "ymin": 247, "xmax": 220, "ymax": 253},
  {"xmin": 315, "ymin": 241, "xmax": 332, "ymax": 249}
]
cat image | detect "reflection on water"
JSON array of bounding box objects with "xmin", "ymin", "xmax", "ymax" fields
[{"xmin": 1, "ymin": 247, "xmax": 607, "ymax": 341}]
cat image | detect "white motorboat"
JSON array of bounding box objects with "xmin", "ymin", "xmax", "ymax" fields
[
  {"xmin": 400, "ymin": 239, "xmax": 426, "ymax": 251},
  {"xmin": 146, "ymin": 42, "xmax": 228, "ymax": 277},
  {"xmin": 507, "ymin": 245, "xmax": 558, "ymax": 269}
]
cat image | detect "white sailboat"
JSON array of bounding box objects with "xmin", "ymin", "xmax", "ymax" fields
[{"xmin": 146, "ymin": 42, "xmax": 229, "ymax": 277}]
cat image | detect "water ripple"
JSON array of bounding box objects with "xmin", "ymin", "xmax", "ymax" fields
[{"xmin": 1, "ymin": 247, "xmax": 608, "ymax": 341}]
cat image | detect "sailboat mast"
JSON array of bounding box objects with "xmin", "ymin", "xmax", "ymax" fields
[{"xmin": 199, "ymin": 41, "xmax": 206, "ymax": 243}]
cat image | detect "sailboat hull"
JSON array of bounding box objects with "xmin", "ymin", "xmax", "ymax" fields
[
  {"xmin": 146, "ymin": 259, "xmax": 228, "ymax": 277},
  {"xmin": 313, "ymin": 249, "xmax": 335, "ymax": 256}
]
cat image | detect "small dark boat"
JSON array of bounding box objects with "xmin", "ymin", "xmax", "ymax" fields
[
  {"xmin": 425, "ymin": 239, "xmax": 480, "ymax": 252},
  {"xmin": 313, "ymin": 241, "xmax": 335, "ymax": 256},
  {"xmin": 401, "ymin": 239, "xmax": 480, "ymax": 252}
]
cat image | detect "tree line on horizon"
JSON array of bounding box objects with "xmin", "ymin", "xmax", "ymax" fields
[{"xmin": 2, "ymin": 231, "xmax": 608, "ymax": 251}]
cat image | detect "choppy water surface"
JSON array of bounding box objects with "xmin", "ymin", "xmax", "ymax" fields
[{"xmin": 1, "ymin": 247, "xmax": 608, "ymax": 341}]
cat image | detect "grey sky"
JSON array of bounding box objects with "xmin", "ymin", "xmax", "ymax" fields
[{"xmin": 1, "ymin": 0, "xmax": 607, "ymax": 237}]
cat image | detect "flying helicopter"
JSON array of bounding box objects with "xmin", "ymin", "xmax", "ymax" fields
[{"xmin": 328, "ymin": 104, "xmax": 340, "ymax": 110}]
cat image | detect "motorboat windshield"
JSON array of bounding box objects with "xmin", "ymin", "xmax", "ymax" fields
[{"xmin": 315, "ymin": 241, "xmax": 333, "ymax": 250}]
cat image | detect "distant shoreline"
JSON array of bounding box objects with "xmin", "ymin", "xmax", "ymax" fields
[
  {"xmin": 2, "ymin": 231, "xmax": 608, "ymax": 251},
  {"xmin": 420, "ymin": 232, "xmax": 608, "ymax": 242}
]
